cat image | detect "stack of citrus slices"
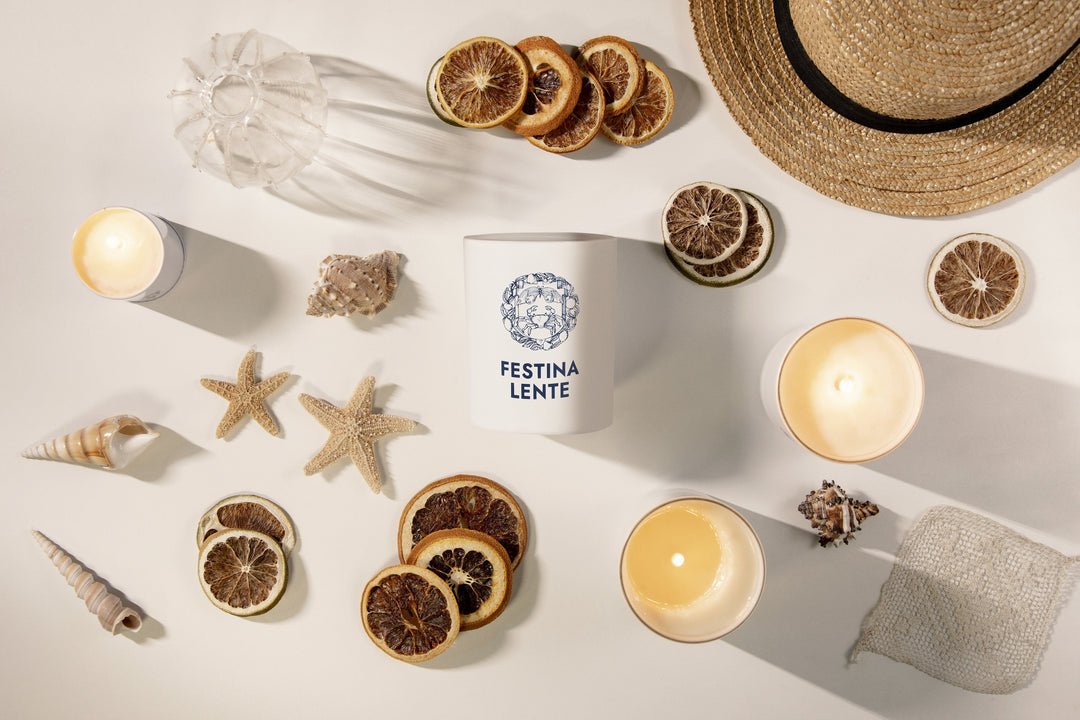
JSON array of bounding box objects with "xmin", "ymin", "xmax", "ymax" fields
[
  {"xmin": 428, "ymin": 35, "xmax": 674, "ymax": 153},
  {"xmin": 196, "ymin": 494, "xmax": 296, "ymax": 617},
  {"xmin": 362, "ymin": 474, "xmax": 528, "ymax": 662},
  {"xmin": 662, "ymin": 182, "xmax": 775, "ymax": 287}
]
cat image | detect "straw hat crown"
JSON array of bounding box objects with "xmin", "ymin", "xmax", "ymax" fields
[{"xmin": 790, "ymin": 0, "xmax": 1080, "ymax": 121}]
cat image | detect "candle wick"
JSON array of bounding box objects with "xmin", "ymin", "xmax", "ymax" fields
[
  {"xmin": 670, "ymin": 553, "xmax": 685, "ymax": 568},
  {"xmin": 836, "ymin": 376, "xmax": 856, "ymax": 393}
]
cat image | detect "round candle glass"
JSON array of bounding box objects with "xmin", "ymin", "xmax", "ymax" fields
[
  {"xmin": 761, "ymin": 317, "xmax": 924, "ymax": 463},
  {"xmin": 620, "ymin": 496, "xmax": 765, "ymax": 642},
  {"xmin": 72, "ymin": 208, "xmax": 185, "ymax": 302}
]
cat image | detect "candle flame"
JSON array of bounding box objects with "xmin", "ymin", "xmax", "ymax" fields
[
  {"xmin": 670, "ymin": 553, "xmax": 685, "ymax": 568},
  {"xmin": 836, "ymin": 375, "xmax": 856, "ymax": 393}
]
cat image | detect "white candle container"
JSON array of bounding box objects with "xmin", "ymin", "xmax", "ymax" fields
[
  {"xmin": 463, "ymin": 233, "xmax": 616, "ymax": 435},
  {"xmin": 620, "ymin": 493, "xmax": 766, "ymax": 643},
  {"xmin": 760, "ymin": 317, "xmax": 924, "ymax": 463},
  {"xmin": 72, "ymin": 208, "xmax": 185, "ymax": 302}
]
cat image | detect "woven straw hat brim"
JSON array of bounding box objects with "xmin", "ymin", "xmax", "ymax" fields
[{"xmin": 690, "ymin": 0, "xmax": 1080, "ymax": 216}]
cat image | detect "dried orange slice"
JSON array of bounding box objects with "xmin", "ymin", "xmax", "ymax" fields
[
  {"xmin": 407, "ymin": 529, "xmax": 513, "ymax": 631},
  {"xmin": 600, "ymin": 60, "xmax": 674, "ymax": 146},
  {"xmin": 198, "ymin": 529, "xmax": 287, "ymax": 616},
  {"xmin": 398, "ymin": 474, "xmax": 528, "ymax": 570},
  {"xmin": 196, "ymin": 494, "xmax": 296, "ymax": 555},
  {"xmin": 575, "ymin": 36, "xmax": 644, "ymax": 117},
  {"xmin": 663, "ymin": 182, "xmax": 748, "ymax": 264},
  {"xmin": 502, "ymin": 36, "xmax": 581, "ymax": 136},
  {"xmin": 362, "ymin": 565, "xmax": 460, "ymax": 663},
  {"xmin": 528, "ymin": 68, "xmax": 605, "ymax": 153},
  {"xmin": 435, "ymin": 37, "xmax": 528, "ymax": 128},
  {"xmin": 426, "ymin": 56, "xmax": 462, "ymax": 127},
  {"xmin": 928, "ymin": 233, "xmax": 1026, "ymax": 327},
  {"xmin": 666, "ymin": 190, "xmax": 774, "ymax": 286}
]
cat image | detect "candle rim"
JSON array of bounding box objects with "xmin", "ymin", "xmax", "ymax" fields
[
  {"xmin": 619, "ymin": 494, "xmax": 766, "ymax": 643},
  {"xmin": 777, "ymin": 316, "xmax": 925, "ymax": 463},
  {"xmin": 72, "ymin": 207, "xmax": 166, "ymax": 299}
]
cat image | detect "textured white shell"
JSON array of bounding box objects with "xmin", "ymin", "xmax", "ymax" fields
[
  {"xmin": 32, "ymin": 531, "xmax": 142, "ymax": 634},
  {"xmin": 306, "ymin": 250, "xmax": 400, "ymax": 318},
  {"xmin": 22, "ymin": 415, "xmax": 159, "ymax": 470}
]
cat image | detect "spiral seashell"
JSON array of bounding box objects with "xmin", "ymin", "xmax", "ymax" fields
[
  {"xmin": 22, "ymin": 415, "xmax": 159, "ymax": 470},
  {"xmin": 798, "ymin": 480, "xmax": 879, "ymax": 547},
  {"xmin": 306, "ymin": 250, "xmax": 400, "ymax": 318},
  {"xmin": 32, "ymin": 530, "xmax": 142, "ymax": 634}
]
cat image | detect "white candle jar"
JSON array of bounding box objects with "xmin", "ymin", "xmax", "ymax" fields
[
  {"xmin": 620, "ymin": 493, "xmax": 766, "ymax": 642},
  {"xmin": 761, "ymin": 317, "xmax": 924, "ymax": 463},
  {"xmin": 463, "ymin": 233, "xmax": 616, "ymax": 435},
  {"xmin": 72, "ymin": 208, "xmax": 185, "ymax": 302}
]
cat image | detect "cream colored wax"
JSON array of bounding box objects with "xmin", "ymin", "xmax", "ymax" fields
[
  {"xmin": 72, "ymin": 208, "xmax": 165, "ymax": 298},
  {"xmin": 621, "ymin": 498, "xmax": 765, "ymax": 642},
  {"xmin": 779, "ymin": 318, "xmax": 923, "ymax": 462}
]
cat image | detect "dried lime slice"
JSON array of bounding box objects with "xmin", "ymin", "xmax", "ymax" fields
[
  {"xmin": 196, "ymin": 493, "xmax": 296, "ymax": 554},
  {"xmin": 426, "ymin": 56, "xmax": 462, "ymax": 127},
  {"xmin": 663, "ymin": 182, "xmax": 747, "ymax": 264},
  {"xmin": 361, "ymin": 565, "xmax": 460, "ymax": 663},
  {"xmin": 528, "ymin": 68, "xmax": 605, "ymax": 153},
  {"xmin": 600, "ymin": 60, "xmax": 674, "ymax": 146},
  {"xmin": 435, "ymin": 37, "xmax": 528, "ymax": 128},
  {"xmin": 927, "ymin": 233, "xmax": 1025, "ymax": 327},
  {"xmin": 666, "ymin": 190, "xmax": 774, "ymax": 286},
  {"xmin": 198, "ymin": 529, "xmax": 287, "ymax": 617},
  {"xmin": 575, "ymin": 36, "xmax": 643, "ymax": 117}
]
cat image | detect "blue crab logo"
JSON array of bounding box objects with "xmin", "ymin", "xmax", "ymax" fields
[{"xmin": 500, "ymin": 272, "xmax": 579, "ymax": 351}]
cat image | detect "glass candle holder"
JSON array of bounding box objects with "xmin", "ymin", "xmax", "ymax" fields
[
  {"xmin": 761, "ymin": 317, "xmax": 924, "ymax": 462},
  {"xmin": 620, "ymin": 494, "xmax": 766, "ymax": 642},
  {"xmin": 71, "ymin": 208, "xmax": 185, "ymax": 302}
]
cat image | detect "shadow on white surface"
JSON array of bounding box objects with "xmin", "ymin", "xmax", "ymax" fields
[
  {"xmin": 267, "ymin": 56, "xmax": 477, "ymax": 221},
  {"xmin": 634, "ymin": 43, "xmax": 702, "ymax": 139},
  {"xmin": 147, "ymin": 223, "xmax": 284, "ymax": 337},
  {"xmin": 251, "ymin": 551, "xmax": 308, "ymax": 623},
  {"xmin": 868, "ymin": 347, "xmax": 1080, "ymax": 543},
  {"xmin": 123, "ymin": 424, "xmax": 205, "ymax": 482}
]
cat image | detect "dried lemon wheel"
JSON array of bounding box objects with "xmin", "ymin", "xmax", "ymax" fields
[
  {"xmin": 407, "ymin": 529, "xmax": 513, "ymax": 631},
  {"xmin": 198, "ymin": 529, "xmax": 287, "ymax": 617},
  {"xmin": 663, "ymin": 182, "xmax": 748, "ymax": 264},
  {"xmin": 576, "ymin": 35, "xmax": 643, "ymax": 117},
  {"xmin": 435, "ymin": 37, "xmax": 528, "ymax": 128},
  {"xmin": 928, "ymin": 233, "xmax": 1026, "ymax": 327},
  {"xmin": 362, "ymin": 565, "xmax": 460, "ymax": 663},
  {"xmin": 529, "ymin": 68, "xmax": 605, "ymax": 153},
  {"xmin": 600, "ymin": 60, "xmax": 674, "ymax": 146},
  {"xmin": 399, "ymin": 474, "xmax": 528, "ymax": 570},
  {"xmin": 426, "ymin": 56, "xmax": 462, "ymax": 127},
  {"xmin": 666, "ymin": 190, "xmax": 774, "ymax": 287},
  {"xmin": 196, "ymin": 493, "xmax": 296, "ymax": 555},
  {"xmin": 502, "ymin": 36, "xmax": 581, "ymax": 136}
]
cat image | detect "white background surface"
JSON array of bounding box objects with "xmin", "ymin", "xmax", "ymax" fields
[{"xmin": 2, "ymin": 1, "xmax": 1078, "ymax": 718}]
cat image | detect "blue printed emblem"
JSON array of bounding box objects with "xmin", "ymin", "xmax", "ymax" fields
[{"xmin": 500, "ymin": 272, "xmax": 579, "ymax": 351}]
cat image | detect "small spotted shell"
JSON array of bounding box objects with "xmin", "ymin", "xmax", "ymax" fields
[
  {"xmin": 798, "ymin": 480, "xmax": 879, "ymax": 547},
  {"xmin": 306, "ymin": 250, "xmax": 399, "ymax": 318}
]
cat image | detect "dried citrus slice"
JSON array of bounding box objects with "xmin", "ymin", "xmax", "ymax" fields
[
  {"xmin": 575, "ymin": 36, "xmax": 644, "ymax": 116},
  {"xmin": 435, "ymin": 37, "xmax": 528, "ymax": 128},
  {"xmin": 502, "ymin": 36, "xmax": 581, "ymax": 136},
  {"xmin": 528, "ymin": 68, "xmax": 605, "ymax": 153},
  {"xmin": 928, "ymin": 233, "xmax": 1026, "ymax": 327},
  {"xmin": 198, "ymin": 529, "xmax": 287, "ymax": 616},
  {"xmin": 666, "ymin": 190, "xmax": 774, "ymax": 286},
  {"xmin": 663, "ymin": 182, "xmax": 748, "ymax": 264},
  {"xmin": 196, "ymin": 494, "xmax": 296, "ymax": 555},
  {"xmin": 398, "ymin": 475, "xmax": 528, "ymax": 570},
  {"xmin": 361, "ymin": 565, "xmax": 460, "ymax": 663},
  {"xmin": 407, "ymin": 529, "xmax": 513, "ymax": 631},
  {"xmin": 426, "ymin": 56, "xmax": 462, "ymax": 127},
  {"xmin": 600, "ymin": 60, "xmax": 674, "ymax": 146}
]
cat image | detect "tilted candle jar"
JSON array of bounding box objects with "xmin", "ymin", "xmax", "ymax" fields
[
  {"xmin": 72, "ymin": 208, "xmax": 185, "ymax": 302},
  {"xmin": 620, "ymin": 495, "xmax": 765, "ymax": 642},
  {"xmin": 761, "ymin": 317, "xmax": 924, "ymax": 463}
]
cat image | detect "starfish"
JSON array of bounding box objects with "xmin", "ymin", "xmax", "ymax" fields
[
  {"xmin": 298, "ymin": 376, "xmax": 416, "ymax": 493},
  {"xmin": 201, "ymin": 350, "xmax": 291, "ymax": 438}
]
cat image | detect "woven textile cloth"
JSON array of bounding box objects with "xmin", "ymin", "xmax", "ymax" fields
[{"xmin": 853, "ymin": 505, "xmax": 1079, "ymax": 693}]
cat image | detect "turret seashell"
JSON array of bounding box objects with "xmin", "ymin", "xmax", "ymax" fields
[
  {"xmin": 306, "ymin": 250, "xmax": 399, "ymax": 318},
  {"xmin": 32, "ymin": 530, "xmax": 142, "ymax": 634},
  {"xmin": 22, "ymin": 414, "xmax": 159, "ymax": 470},
  {"xmin": 798, "ymin": 480, "xmax": 879, "ymax": 547}
]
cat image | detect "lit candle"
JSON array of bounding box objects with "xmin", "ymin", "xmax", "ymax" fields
[
  {"xmin": 72, "ymin": 208, "xmax": 184, "ymax": 302},
  {"xmin": 763, "ymin": 317, "xmax": 924, "ymax": 462},
  {"xmin": 620, "ymin": 496, "xmax": 765, "ymax": 642}
]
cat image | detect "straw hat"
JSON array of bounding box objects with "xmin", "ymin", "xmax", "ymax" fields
[{"xmin": 689, "ymin": 0, "xmax": 1080, "ymax": 216}]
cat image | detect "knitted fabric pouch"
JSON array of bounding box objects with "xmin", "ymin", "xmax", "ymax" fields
[{"xmin": 853, "ymin": 505, "xmax": 1078, "ymax": 693}]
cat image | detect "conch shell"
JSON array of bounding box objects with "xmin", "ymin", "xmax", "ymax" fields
[
  {"xmin": 22, "ymin": 414, "xmax": 159, "ymax": 470},
  {"xmin": 798, "ymin": 480, "xmax": 879, "ymax": 547},
  {"xmin": 306, "ymin": 250, "xmax": 399, "ymax": 318},
  {"xmin": 32, "ymin": 530, "xmax": 142, "ymax": 634}
]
